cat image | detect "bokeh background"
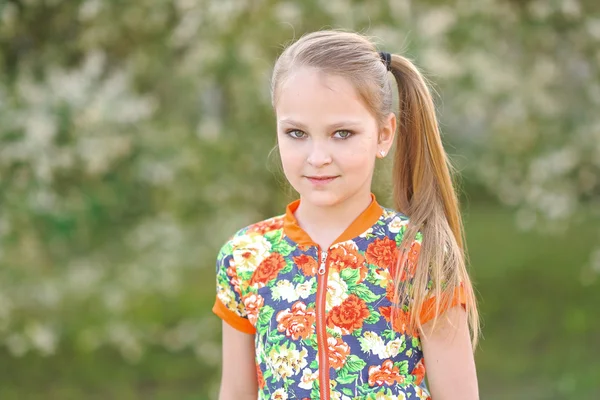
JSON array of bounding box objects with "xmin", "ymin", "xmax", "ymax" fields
[{"xmin": 1, "ymin": 0, "xmax": 599, "ymax": 399}]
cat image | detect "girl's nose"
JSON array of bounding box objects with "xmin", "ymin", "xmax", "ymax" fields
[{"xmin": 306, "ymin": 141, "xmax": 332, "ymax": 167}]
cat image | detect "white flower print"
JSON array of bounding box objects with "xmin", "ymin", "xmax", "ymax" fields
[
  {"xmin": 358, "ymin": 331, "xmax": 406, "ymax": 359},
  {"xmin": 295, "ymin": 279, "xmax": 313, "ymax": 299},
  {"xmin": 330, "ymin": 391, "xmax": 352, "ymax": 400},
  {"xmin": 231, "ymin": 233, "xmax": 271, "ymax": 273},
  {"xmin": 388, "ymin": 216, "xmax": 409, "ymax": 234},
  {"xmin": 374, "ymin": 392, "xmax": 406, "ymax": 400},
  {"xmin": 383, "ymin": 337, "xmax": 405, "ymax": 358},
  {"xmin": 326, "ymin": 270, "xmax": 348, "ymax": 309},
  {"xmin": 358, "ymin": 331, "xmax": 386, "ymax": 356},
  {"xmin": 271, "ymin": 388, "xmax": 288, "ymax": 400},
  {"xmin": 298, "ymin": 367, "xmax": 318, "ymax": 390},
  {"xmin": 271, "ymin": 280, "xmax": 298, "ymax": 302},
  {"xmin": 267, "ymin": 344, "xmax": 308, "ymax": 380}
]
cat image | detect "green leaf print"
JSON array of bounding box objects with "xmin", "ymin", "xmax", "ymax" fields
[
  {"xmin": 343, "ymin": 354, "xmax": 366, "ymax": 373},
  {"xmin": 310, "ymin": 385, "xmax": 320, "ymax": 399},
  {"xmin": 309, "ymin": 359, "xmax": 319, "ymax": 370},
  {"xmin": 257, "ymin": 306, "xmax": 274, "ymax": 328},
  {"xmin": 280, "ymin": 260, "xmax": 294, "ymax": 275},
  {"xmin": 351, "ymin": 328, "xmax": 362, "ymax": 337},
  {"xmin": 326, "ymin": 326, "xmax": 342, "ymax": 338},
  {"xmin": 340, "ymin": 268, "xmax": 360, "ymax": 286},
  {"xmin": 267, "ymin": 330, "xmax": 285, "ymax": 344},
  {"xmin": 272, "ymin": 237, "xmax": 295, "ymax": 256},
  {"xmin": 358, "ymin": 383, "xmax": 370, "ymax": 395},
  {"xmin": 394, "ymin": 360, "xmax": 409, "ymax": 375},
  {"xmin": 302, "ymin": 335, "xmax": 318, "ymax": 349},
  {"xmin": 341, "ymin": 387, "xmax": 354, "ymax": 396},
  {"xmin": 382, "ymin": 329, "xmax": 396, "ymax": 340},
  {"xmin": 336, "ymin": 373, "xmax": 358, "ymax": 384},
  {"xmin": 365, "ymin": 268, "xmax": 380, "ymax": 285},
  {"xmin": 394, "ymin": 231, "xmax": 406, "ymax": 247},
  {"xmin": 263, "ymin": 229, "xmax": 283, "ymax": 245},
  {"xmin": 310, "ymin": 379, "xmax": 321, "ymax": 398},
  {"xmin": 292, "ymin": 273, "xmax": 305, "ymax": 283},
  {"xmin": 350, "ymin": 284, "xmax": 380, "ymax": 303},
  {"xmin": 412, "ymin": 336, "xmax": 420, "ymax": 348},
  {"xmin": 415, "ymin": 231, "xmax": 423, "ymax": 242},
  {"xmin": 237, "ymin": 269, "xmax": 254, "ymax": 282},
  {"xmin": 364, "ymin": 307, "xmax": 380, "ymax": 324}
]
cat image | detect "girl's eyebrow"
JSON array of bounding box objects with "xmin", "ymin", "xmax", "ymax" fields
[{"xmin": 278, "ymin": 118, "xmax": 363, "ymax": 131}]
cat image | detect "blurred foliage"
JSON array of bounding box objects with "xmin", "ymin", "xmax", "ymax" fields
[{"xmin": 0, "ymin": 0, "xmax": 599, "ymax": 398}]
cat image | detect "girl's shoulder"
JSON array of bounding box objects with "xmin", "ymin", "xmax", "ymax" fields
[{"xmin": 217, "ymin": 213, "xmax": 286, "ymax": 257}]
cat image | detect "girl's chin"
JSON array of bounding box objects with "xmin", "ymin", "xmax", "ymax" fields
[{"xmin": 297, "ymin": 190, "xmax": 343, "ymax": 206}]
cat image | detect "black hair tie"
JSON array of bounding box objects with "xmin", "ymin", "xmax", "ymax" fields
[{"xmin": 379, "ymin": 51, "xmax": 392, "ymax": 71}]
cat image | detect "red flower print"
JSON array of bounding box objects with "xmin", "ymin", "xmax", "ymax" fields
[
  {"xmin": 276, "ymin": 301, "xmax": 316, "ymax": 340},
  {"xmin": 399, "ymin": 241, "xmax": 421, "ymax": 281},
  {"xmin": 248, "ymin": 217, "xmax": 284, "ymax": 235},
  {"xmin": 329, "ymin": 244, "xmax": 368, "ymax": 282},
  {"xmin": 366, "ymin": 237, "xmax": 398, "ymax": 269},
  {"xmin": 386, "ymin": 282, "xmax": 397, "ymax": 303},
  {"xmin": 226, "ymin": 262, "xmax": 242, "ymax": 295},
  {"xmin": 379, "ymin": 306, "xmax": 416, "ymax": 336},
  {"xmin": 294, "ymin": 254, "xmax": 317, "ymax": 276},
  {"xmin": 411, "ymin": 358, "xmax": 426, "ymax": 386},
  {"xmin": 368, "ymin": 359, "xmax": 405, "ymax": 386},
  {"xmin": 327, "ymin": 336, "xmax": 350, "ymax": 369},
  {"xmin": 328, "ymin": 294, "xmax": 370, "ymax": 334},
  {"xmin": 256, "ymin": 363, "xmax": 265, "ymax": 389},
  {"xmin": 250, "ymin": 253, "xmax": 286, "ymax": 287},
  {"xmin": 242, "ymin": 293, "xmax": 264, "ymax": 325}
]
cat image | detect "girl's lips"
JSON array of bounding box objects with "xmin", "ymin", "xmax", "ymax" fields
[{"xmin": 306, "ymin": 176, "xmax": 338, "ymax": 185}]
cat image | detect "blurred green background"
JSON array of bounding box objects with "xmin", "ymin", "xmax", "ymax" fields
[{"xmin": 1, "ymin": 0, "xmax": 599, "ymax": 399}]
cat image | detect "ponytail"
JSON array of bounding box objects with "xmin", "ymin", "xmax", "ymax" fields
[{"xmin": 388, "ymin": 54, "xmax": 480, "ymax": 349}]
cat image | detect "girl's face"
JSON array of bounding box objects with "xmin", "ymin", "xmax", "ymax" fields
[{"xmin": 275, "ymin": 67, "xmax": 395, "ymax": 208}]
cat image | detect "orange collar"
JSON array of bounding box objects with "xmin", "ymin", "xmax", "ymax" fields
[{"xmin": 283, "ymin": 193, "xmax": 384, "ymax": 247}]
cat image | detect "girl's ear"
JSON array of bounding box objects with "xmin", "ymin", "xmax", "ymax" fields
[{"xmin": 378, "ymin": 112, "xmax": 396, "ymax": 156}]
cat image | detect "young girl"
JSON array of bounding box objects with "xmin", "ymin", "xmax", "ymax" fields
[{"xmin": 212, "ymin": 30, "xmax": 479, "ymax": 400}]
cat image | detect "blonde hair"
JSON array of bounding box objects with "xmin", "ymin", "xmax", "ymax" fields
[{"xmin": 270, "ymin": 30, "xmax": 479, "ymax": 348}]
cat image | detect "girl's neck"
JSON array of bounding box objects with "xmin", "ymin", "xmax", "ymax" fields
[{"xmin": 294, "ymin": 190, "xmax": 373, "ymax": 249}]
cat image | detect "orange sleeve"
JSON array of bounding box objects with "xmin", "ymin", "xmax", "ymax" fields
[
  {"xmin": 419, "ymin": 284, "xmax": 467, "ymax": 325},
  {"xmin": 212, "ymin": 296, "xmax": 256, "ymax": 335}
]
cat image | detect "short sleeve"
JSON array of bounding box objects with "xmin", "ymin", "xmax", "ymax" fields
[
  {"xmin": 408, "ymin": 233, "xmax": 467, "ymax": 325},
  {"xmin": 212, "ymin": 240, "xmax": 256, "ymax": 334},
  {"xmin": 418, "ymin": 282, "xmax": 467, "ymax": 325}
]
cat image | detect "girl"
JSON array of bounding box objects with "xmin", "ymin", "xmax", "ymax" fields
[{"xmin": 212, "ymin": 30, "xmax": 479, "ymax": 400}]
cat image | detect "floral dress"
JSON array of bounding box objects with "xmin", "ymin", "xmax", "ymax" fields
[{"xmin": 212, "ymin": 193, "xmax": 464, "ymax": 400}]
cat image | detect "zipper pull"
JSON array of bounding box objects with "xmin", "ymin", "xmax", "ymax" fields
[{"xmin": 318, "ymin": 250, "xmax": 327, "ymax": 275}]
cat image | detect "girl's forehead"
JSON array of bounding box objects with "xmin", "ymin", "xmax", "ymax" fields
[
  {"xmin": 279, "ymin": 67, "xmax": 356, "ymax": 97},
  {"xmin": 276, "ymin": 67, "xmax": 372, "ymax": 122}
]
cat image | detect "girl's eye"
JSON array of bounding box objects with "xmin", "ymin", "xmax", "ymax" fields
[
  {"xmin": 287, "ymin": 130, "xmax": 306, "ymax": 139},
  {"xmin": 334, "ymin": 130, "xmax": 353, "ymax": 139}
]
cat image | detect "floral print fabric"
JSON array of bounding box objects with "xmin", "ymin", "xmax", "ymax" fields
[{"xmin": 213, "ymin": 198, "xmax": 436, "ymax": 400}]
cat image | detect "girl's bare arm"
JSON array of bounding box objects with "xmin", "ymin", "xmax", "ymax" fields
[
  {"xmin": 420, "ymin": 306, "xmax": 479, "ymax": 400},
  {"xmin": 218, "ymin": 322, "xmax": 258, "ymax": 400}
]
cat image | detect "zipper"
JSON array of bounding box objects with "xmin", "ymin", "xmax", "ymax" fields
[{"xmin": 316, "ymin": 248, "xmax": 330, "ymax": 400}]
